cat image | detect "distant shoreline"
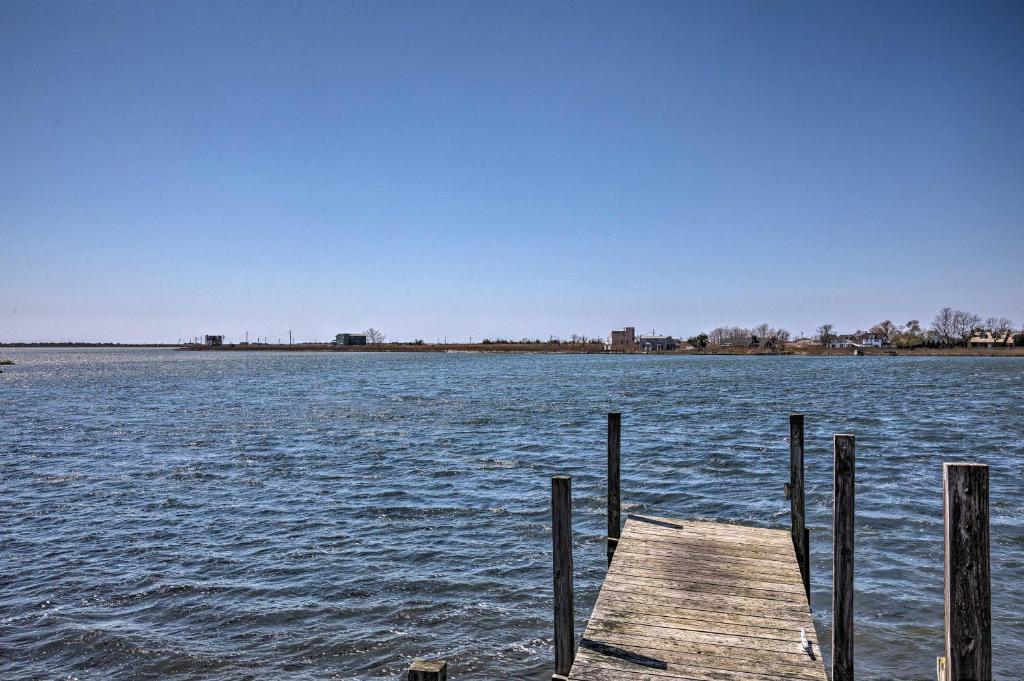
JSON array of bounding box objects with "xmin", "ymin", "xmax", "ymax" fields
[
  {"xmin": 3, "ymin": 342, "xmax": 1021, "ymax": 357},
  {"xmin": 0, "ymin": 343, "xmax": 179, "ymax": 348}
]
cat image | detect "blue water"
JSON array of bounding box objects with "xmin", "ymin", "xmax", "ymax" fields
[{"xmin": 2, "ymin": 349, "xmax": 1022, "ymax": 679}]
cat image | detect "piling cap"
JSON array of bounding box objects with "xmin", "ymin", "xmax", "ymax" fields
[{"xmin": 409, "ymin": 659, "xmax": 447, "ymax": 672}]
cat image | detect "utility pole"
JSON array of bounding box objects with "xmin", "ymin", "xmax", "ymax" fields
[{"xmin": 289, "ymin": 330, "xmax": 292, "ymax": 346}]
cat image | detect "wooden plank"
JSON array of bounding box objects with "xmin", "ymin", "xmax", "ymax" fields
[
  {"xmin": 601, "ymin": 570, "xmax": 806, "ymax": 604},
  {"xmin": 627, "ymin": 515, "xmax": 792, "ymax": 538},
  {"xmin": 570, "ymin": 659, "xmax": 818, "ymax": 681},
  {"xmin": 625, "ymin": 523, "xmax": 793, "ymax": 548},
  {"xmin": 832, "ymin": 434, "xmax": 855, "ymax": 681},
  {"xmin": 609, "ymin": 554, "xmax": 801, "ymax": 582},
  {"xmin": 596, "ymin": 582, "xmax": 813, "ymax": 620},
  {"xmin": 610, "ymin": 544, "xmax": 798, "ymax": 571},
  {"xmin": 588, "ymin": 609, "xmax": 812, "ymax": 643},
  {"xmin": 595, "ymin": 592, "xmax": 812, "ymax": 631},
  {"xmin": 613, "ymin": 537, "xmax": 802, "ymax": 571},
  {"xmin": 943, "ymin": 463, "xmax": 991, "ymax": 681},
  {"xmin": 582, "ymin": 620, "xmax": 819, "ymax": 657},
  {"xmin": 611, "ymin": 545, "xmax": 804, "ymax": 577},
  {"xmin": 630, "ymin": 514, "xmax": 791, "ymax": 540},
  {"xmin": 608, "ymin": 563, "xmax": 806, "ymax": 593},
  {"xmin": 611, "ymin": 543, "xmax": 799, "ymax": 568},
  {"xmin": 622, "ymin": 521, "xmax": 793, "ymax": 547},
  {"xmin": 574, "ymin": 636, "xmax": 823, "ymax": 678},
  {"xmin": 615, "ymin": 532, "xmax": 801, "ymax": 563},
  {"xmin": 602, "ymin": 570, "xmax": 806, "ymax": 603}
]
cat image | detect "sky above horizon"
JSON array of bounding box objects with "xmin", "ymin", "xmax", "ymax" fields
[{"xmin": 2, "ymin": 1, "xmax": 1023, "ymax": 343}]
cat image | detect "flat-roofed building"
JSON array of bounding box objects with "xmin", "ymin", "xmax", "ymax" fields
[
  {"xmin": 607, "ymin": 327, "xmax": 637, "ymax": 350},
  {"xmin": 334, "ymin": 333, "xmax": 367, "ymax": 346},
  {"xmin": 639, "ymin": 335, "xmax": 677, "ymax": 351}
]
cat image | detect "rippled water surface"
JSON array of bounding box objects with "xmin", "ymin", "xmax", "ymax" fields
[{"xmin": 2, "ymin": 349, "xmax": 1022, "ymax": 679}]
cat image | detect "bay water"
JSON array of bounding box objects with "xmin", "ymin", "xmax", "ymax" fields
[{"xmin": 2, "ymin": 349, "xmax": 1022, "ymax": 678}]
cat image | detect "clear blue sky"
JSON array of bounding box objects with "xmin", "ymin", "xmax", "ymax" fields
[{"xmin": 2, "ymin": 1, "xmax": 1022, "ymax": 343}]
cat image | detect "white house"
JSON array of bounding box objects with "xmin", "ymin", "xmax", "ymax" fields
[
  {"xmin": 857, "ymin": 333, "xmax": 888, "ymax": 348},
  {"xmin": 828, "ymin": 335, "xmax": 857, "ymax": 349},
  {"xmin": 968, "ymin": 331, "xmax": 1015, "ymax": 348}
]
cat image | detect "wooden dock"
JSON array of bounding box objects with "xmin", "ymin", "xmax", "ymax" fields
[
  {"xmin": 406, "ymin": 412, "xmax": 993, "ymax": 681},
  {"xmin": 567, "ymin": 514, "xmax": 826, "ymax": 681}
]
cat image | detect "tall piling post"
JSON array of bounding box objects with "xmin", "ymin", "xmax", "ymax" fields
[
  {"xmin": 408, "ymin": 659, "xmax": 447, "ymax": 681},
  {"xmin": 943, "ymin": 463, "xmax": 991, "ymax": 681},
  {"xmin": 789, "ymin": 414, "xmax": 809, "ymax": 604},
  {"xmin": 551, "ymin": 475, "xmax": 575, "ymax": 680},
  {"xmin": 832, "ymin": 434, "xmax": 855, "ymax": 681},
  {"xmin": 607, "ymin": 412, "xmax": 622, "ymax": 565}
]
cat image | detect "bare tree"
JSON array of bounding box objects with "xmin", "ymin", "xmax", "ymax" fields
[
  {"xmin": 729, "ymin": 326, "xmax": 752, "ymax": 341},
  {"xmin": 985, "ymin": 317, "xmax": 1014, "ymax": 334},
  {"xmin": 364, "ymin": 328, "xmax": 386, "ymax": 345},
  {"xmin": 931, "ymin": 308, "xmax": 956, "ymax": 345},
  {"xmin": 870, "ymin": 320, "xmax": 897, "ymax": 338},
  {"xmin": 817, "ymin": 324, "xmax": 834, "ymax": 348},
  {"xmin": 774, "ymin": 328, "xmax": 791, "ymax": 344},
  {"xmin": 933, "ymin": 308, "xmax": 982, "ymax": 346},
  {"xmin": 745, "ymin": 323, "xmax": 770, "ymax": 342},
  {"xmin": 953, "ymin": 310, "xmax": 981, "ymax": 345},
  {"xmin": 709, "ymin": 327, "xmax": 728, "ymax": 345}
]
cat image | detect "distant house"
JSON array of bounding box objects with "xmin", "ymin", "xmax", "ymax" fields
[
  {"xmin": 828, "ymin": 335, "xmax": 857, "ymax": 349},
  {"xmin": 721, "ymin": 335, "xmax": 757, "ymax": 348},
  {"xmin": 857, "ymin": 333, "xmax": 888, "ymax": 348},
  {"xmin": 204, "ymin": 335, "xmax": 224, "ymax": 347},
  {"xmin": 968, "ymin": 331, "xmax": 1014, "ymax": 348},
  {"xmin": 607, "ymin": 327, "xmax": 637, "ymax": 351},
  {"xmin": 334, "ymin": 333, "xmax": 367, "ymax": 346},
  {"xmin": 639, "ymin": 335, "xmax": 677, "ymax": 351}
]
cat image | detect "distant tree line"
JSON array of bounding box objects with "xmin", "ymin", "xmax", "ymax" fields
[
  {"xmin": 707, "ymin": 324, "xmax": 790, "ymax": 346},
  {"xmin": 359, "ymin": 311, "xmax": 1021, "ymax": 349},
  {"xmin": 812, "ymin": 308, "xmax": 1019, "ymax": 348}
]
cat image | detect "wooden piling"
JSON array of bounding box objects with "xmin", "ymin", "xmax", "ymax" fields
[
  {"xmin": 832, "ymin": 434, "xmax": 855, "ymax": 681},
  {"xmin": 943, "ymin": 463, "xmax": 991, "ymax": 681},
  {"xmin": 408, "ymin": 659, "xmax": 447, "ymax": 681},
  {"xmin": 789, "ymin": 413, "xmax": 809, "ymax": 604},
  {"xmin": 551, "ymin": 475, "xmax": 575, "ymax": 680},
  {"xmin": 607, "ymin": 412, "xmax": 621, "ymax": 565}
]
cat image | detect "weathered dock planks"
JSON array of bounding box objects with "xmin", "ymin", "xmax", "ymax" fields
[{"xmin": 567, "ymin": 514, "xmax": 827, "ymax": 681}]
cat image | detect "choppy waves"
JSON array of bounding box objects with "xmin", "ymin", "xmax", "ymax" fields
[{"xmin": 1, "ymin": 349, "xmax": 1022, "ymax": 678}]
